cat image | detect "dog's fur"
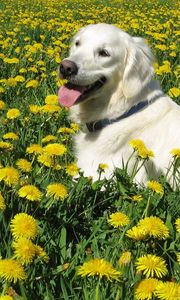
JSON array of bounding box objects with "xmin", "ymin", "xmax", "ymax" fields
[{"xmin": 60, "ymin": 23, "xmax": 180, "ymax": 185}]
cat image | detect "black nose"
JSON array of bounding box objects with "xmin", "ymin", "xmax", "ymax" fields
[{"xmin": 60, "ymin": 60, "xmax": 78, "ymax": 78}]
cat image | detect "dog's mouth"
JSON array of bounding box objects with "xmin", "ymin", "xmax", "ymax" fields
[{"xmin": 58, "ymin": 76, "xmax": 107, "ymax": 107}]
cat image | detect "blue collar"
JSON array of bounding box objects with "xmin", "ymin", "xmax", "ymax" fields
[{"xmin": 86, "ymin": 100, "xmax": 150, "ymax": 132}]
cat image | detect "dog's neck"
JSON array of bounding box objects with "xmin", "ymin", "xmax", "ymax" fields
[{"xmin": 70, "ymin": 79, "xmax": 162, "ymax": 126}]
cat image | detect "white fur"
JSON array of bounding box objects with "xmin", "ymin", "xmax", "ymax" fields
[{"xmin": 64, "ymin": 23, "xmax": 180, "ymax": 185}]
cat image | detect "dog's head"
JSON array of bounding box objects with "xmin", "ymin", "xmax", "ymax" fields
[{"xmin": 58, "ymin": 23, "xmax": 154, "ymax": 107}]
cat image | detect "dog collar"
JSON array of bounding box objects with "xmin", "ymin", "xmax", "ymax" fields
[{"xmin": 86, "ymin": 100, "xmax": 150, "ymax": 132}]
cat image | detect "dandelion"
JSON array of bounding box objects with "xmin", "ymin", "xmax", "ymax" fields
[
  {"xmin": 6, "ymin": 108, "xmax": 21, "ymax": 119},
  {"xmin": 77, "ymin": 258, "xmax": 121, "ymax": 281},
  {"xmin": 98, "ymin": 163, "xmax": 109, "ymax": 171},
  {"xmin": 135, "ymin": 254, "xmax": 168, "ymax": 278},
  {"xmin": 3, "ymin": 132, "xmax": 19, "ymax": 140},
  {"xmin": 18, "ymin": 185, "xmax": 42, "ymax": 202},
  {"xmin": 0, "ymin": 296, "xmax": 13, "ymax": 300},
  {"xmin": 4, "ymin": 57, "xmax": 19, "ymax": 64},
  {"xmin": 10, "ymin": 213, "xmax": 38, "ymax": 240},
  {"xmin": 16, "ymin": 159, "xmax": 32, "ymax": 172},
  {"xmin": 65, "ymin": 163, "xmax": 79, "ymax": 176},
  {"xmin": 175, "ymin": 218, "xmax": 180, "ymax": 233},
  {"xmin": 26, "ymin": 144, "xmax": 43, "ymax": 155},
  {"xmin": 154, "ymin": 281, "xmax": 180, "ymax": 300},
  {"xmin": 126, "ymin": 226, "xmax": 148, "ymax": 240},
  {"xmin": 14, "ymin": 75, "xmax": 25, "ymax": 82},
  {"xmin": 168, "ymin": 87, "xmax": 180, "ymax": 98},
  {"xmin": 177, "ymin": 253, "xmax": 180, "ymax": 264},
  {"xmin": 45, "ymin": 94, "xmax": 58, "ymax": 105},
  {"xmin": 41, "ymin": 104, "xmax": 61, "ymax": 114},
  {"xmin": 134, "ymin": 278, "xmax": 160, "ymax": 300},
  {"xmin": 0, "ymin": 100, "xmax": 6, "ymax": 110},
  {"xmin": 58, "ymin": 127, "xmax": 74, "ymax": 134},
  {"xmin": 118, "ymin": 251, "xmax": 132, "ymax": 266},
  {"xmin": 34, "ymin": 245, "xmax": 49, "ymax": 262},
  {"xmin": 131, "ymin": 195, "xmax": 143, "ymax": 202},
  {"xmin": 170, "ymin": 148, "xmax": 180, "ymax": 158},
  {"xmin": 42, "ymin": 135, "xmax": 57, "ymax": 143},
  {"xmin": 29, "ymin": 104, "xmax": 41, "ymax": 114},
  {"xmin": 0, "ymin": 167, "xmax": 19, "ymax": 186},
  {"xmin": 0, "ymin": 192, "xmax": 6, "ymax": 210},
  {"xmin": 26, "ymin": 79, "xmax": 39, "ymax": 88},
  {"xmin": 12, "ymin": 237, "xmax": 36, "ymax": 264},
  {"xmin": 129, "ymin": 139, "xmax": 154, "ymax": 159},
  {"xmin": 0, "ymin": 141, "xmax": 13, "ymax": 150},
  {"xmin": 46, "ymin": 183, "xmax": 68, "ymax": 200},
  {"xmin": 108, "ymin": 212, "xmax": 130, "ymax": 228},
  {"xmin": 43, "ymin": 143, "xmax": 67, "ymax": 156},
  {"xmin": 71, "ymin": 122, "xmax": 79, "ymax": 132},
  {"xmin": 138, "ymin": 216, "xmax": 169, "ymax": 239},
  {"xmin": 147, "ymin": 181, "xmax": 164, "ymax": 195},
  {"xmin": 0, "ymin": 258, "xmax": 26, "ymax": 283},
  {"xmin": 37, "ymin": 153, "xmax": 61, "ymax": 170}
]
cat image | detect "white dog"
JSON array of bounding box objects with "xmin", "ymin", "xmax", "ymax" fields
[{"xmin": 58, "ymin": 23, "xmax": 180, "ymax": 186}]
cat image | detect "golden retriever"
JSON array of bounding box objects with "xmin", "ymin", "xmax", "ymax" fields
[{"xmin": 58, "ymin": 23, "xmax": 180, "ymax": 186}]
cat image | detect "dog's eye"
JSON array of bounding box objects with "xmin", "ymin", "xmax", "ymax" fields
[
  {"xmin": 75, "ymin": 40, "xmax": 80, "ymax": 46},
  {"xmin": 98, "ymin": 49, "xmax": 110, "ymax": 57}
]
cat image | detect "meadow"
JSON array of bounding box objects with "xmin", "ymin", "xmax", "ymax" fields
[{"xmin": 0, "ymin": 0, "xmax": 180, "ymax": 299}]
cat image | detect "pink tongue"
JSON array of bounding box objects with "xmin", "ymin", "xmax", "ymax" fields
[{"xmin": 58, "ymin": 85, "xmax": 86, "ymax": 107}]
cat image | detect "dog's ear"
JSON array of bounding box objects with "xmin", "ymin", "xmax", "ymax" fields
[{"xmin": 122, "ymin": 37, "xmax": 154, "ymax": 99}]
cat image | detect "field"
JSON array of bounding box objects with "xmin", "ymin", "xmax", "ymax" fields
[{"xmin": 0, "ymin": 0, "xmax": 180, "ymax": 299}]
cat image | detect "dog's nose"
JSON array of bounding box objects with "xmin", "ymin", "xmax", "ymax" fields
[{"xmin": 60, "ymin": 60, "xmax": 78, "ymax": 78}]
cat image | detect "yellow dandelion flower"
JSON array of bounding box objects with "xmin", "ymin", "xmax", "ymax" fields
[
  {"xmin": 26, "ymin": 144, "xmax": 43, "ymax": 155},
  {"xmin": 45, "ymin": 94, "xmax": 58, "ymax": 105},
  {"xmin": 70, "ymin": 123, "xmax": 79, "ymax": 132},
  {"xmin": 46, "ymin": 183, "xmax": 68, "ymax": 201},
  {"xmin": 43, "ymin": 143, "xmax": 67, "ymax": 157},
  {"xmin": 37, "ymin": 153, "xmax": 61, "ymax": 170},
  {"xmin": 134, "ymin": 278, "xmax": 160, "ymax": 300},
  {"xmin": 126, "ymin": 226, "xmax": 147, "ymax": 241},
  {"xmin": 58, "ymin": 127, "xmax": 74, "ymax": 134},
  {"xmin": 77, "ymin": 258, "xmax": 121, "ymax": 281},
  {"xmin": 6, "ymin": 109, "xmax": 21, "ymax": 119},
  {"xmin": 98, "ymin": 163, "xmax": 109, "ymax": 171},
  {"xmin": 170, "ymin": 148, "xmax": 180, "ymax": 158},
  {"xmin": 147, "ymin": 181, "xmax": 164, "ymax": 195},
  {"xmin": 135, "ymin": 254, "xmax": 168, "ymax": 278},
  {"xmin": 175, "ymin": 218, "xmax": 180, "ymax": 233},
  {"xmin": 26, "ymin": 79, "xmax": 39, "ymax": 88},
  {"xmin": 16, "ymin": 159, "xmax": 32, "ymax": 173},
  {"xmin": 4, "ymin": 57, "xmax": 19, "ymax": 64},
  {"xmin": 168, "ymin": 87, "xmax": 180, "ymax": 98},
  {"xmin": 118, "ymin": 251, "xmax": 132, "ymax": 266},
  {"xmin": 5, "ymin": 78, "xmax": 17, "ymax": 87},
  {"xmin": 29, "ymin": 104, "xmax": 41, "ymax": 114},
  {"xmin": 41, "ymin": 104, "xmax": 61, "ymax": 114},
  {"xmin": 0, "ymin": 258, "xmax": 26, "ymax": 283},
  {"xmin": 154, "ymin": 281, "xmax": 180, "ymax": 300},
  {"xmin": 0, "ymin": 100, "xmax": 6, "ymax": 110},
  {"xmin": 0, "ymin": 141, "xmax": 13, "ymax": 151},
  {"xmin": 0, "ymin": 295, "xmax": 13, "ymax": 300},
  {"xmin": 108, "ymin": 212, "xmax": 130, "ymax": 228},
  {"xmin": 3, "ymin": 132, "xmax": 19, "ymax": 140},
  {"xmin": 138, "ymin": 216, "xmax": 169, "ymax": 240},
  {"xmin": 14, "ymin": 75, "xmax": 25, "ymax": 82},
  {"xmin": 129, "ymin": 139, "xmax": 154, "ymax": 159},
  {"xmin": 65, "ymin": 163, "xmax": 79, "ymax": 176},
  {"xmin": 0, "ymin": 192, "xmax": 6, "ymax": 210},
  {"xmin": 12, "ymin": 237, "xmax": 36, "ymax": 264},
  {"xmin": 0, "ymin": 167, "xmax": 19, "ymax": 186},
  {"xmin": 34, "ymin": 245, "xmax": 49, "ymax": 262},
  {"xmin": 10, "ymin": 213, "xmax": 38, "ymax": 240},
  {"xmin": 177, "ymin": 253, "xmax": 180, "ymax": 264},
  {"xmin": 18, "ymin": 185, "xmax": 42, "ymax": 202},
  {"xmin": 42, "ymin": 135, "xmax": 57, "ymax": 144},
  {"xmin": 131, "ymin": 195, "xmax": 143, "ymax": 202}
]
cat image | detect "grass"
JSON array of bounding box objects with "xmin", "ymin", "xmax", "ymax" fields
[{"xmin": 0, "ymin": 0, "xmax": 179, "ymax": 299}]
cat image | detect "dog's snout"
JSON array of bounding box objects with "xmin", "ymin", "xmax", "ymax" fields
[{"xmin": 60, "ymin": 60, "xmax": 78, "ymax": 78}]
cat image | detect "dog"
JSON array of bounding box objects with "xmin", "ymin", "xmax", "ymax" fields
[{"xmin": 58, "ymin": 23, "xmax": 180, "ymax": 186}]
